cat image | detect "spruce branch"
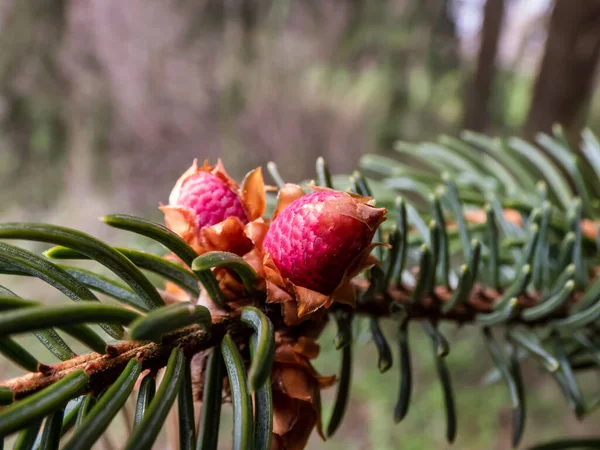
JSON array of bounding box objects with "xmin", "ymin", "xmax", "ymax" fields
[
  {"xmin": 3, "ymin": 129, "xmax": 600, "ymax": 449},
  {"xmin": 1, "ymin": 275, "xmax": 576, "ymax": 402},
  {"xmin": 352, "ymin": 279, "xmax": 563, "ymax": 325},
  {"xmin": 0, "ymin": 318, "xmax": 243, "ymax": 401}
]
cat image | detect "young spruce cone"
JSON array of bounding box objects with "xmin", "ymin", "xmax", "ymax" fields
[{"xmin": 164, "ymin": 162, "xmax": 386, "ymax": 450}]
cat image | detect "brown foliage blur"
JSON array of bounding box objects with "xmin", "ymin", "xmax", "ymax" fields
[{"xmin": 0, "ymin": 0, "xmax": 397, "ymax": 214}]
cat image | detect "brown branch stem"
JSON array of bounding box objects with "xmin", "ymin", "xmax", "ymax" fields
[
  {"xmin": 1, "ymin": 280, "xmax": 570, "ymax": 401},
  {"xmin": 1, "ymin": 317, "xmax": 244, "ymax": 401},
  {"xmin": 352, "ymin": 280, "xmax": 570, "ymax": 325}
]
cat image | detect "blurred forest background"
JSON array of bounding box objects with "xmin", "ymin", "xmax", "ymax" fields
[{"xmin": 1, "ymin": 0, "xmax": 600, "ymax": 449}]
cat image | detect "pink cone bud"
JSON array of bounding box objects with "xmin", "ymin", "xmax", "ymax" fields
[
  {"xmin": 263, "ymin": 189, "xmax": 386, "ymax": 294},
  {"xmin": 174, "ymin": 171, "xmax": 247, "ymax": 228}
]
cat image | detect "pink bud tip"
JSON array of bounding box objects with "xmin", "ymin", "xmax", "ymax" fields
[
  {"xmin": 175, "ymin": 172, "xmax": 247, "ymax": 229},
  {"xmin": 263, "ymin": 190, "xmax": 386, "ymax": 294}
]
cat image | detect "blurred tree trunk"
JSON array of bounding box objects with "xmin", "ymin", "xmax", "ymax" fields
[
  {"xmin": 240, "ymin": 0, "xmax": 259, "ymax": 62},
  {"xmin": 463, "ymin": 0, "xmax": 505, "ymax": 132},
  {"xmin": 428, "ymin": 0, "xmax": 460, "ymax": 74},
  {"xmin": 0, "ymin": 0, "xmax": 68, "ymax": 179},
  {"xmin": 335, "ymin": 0, "xmax": 368, "ymax": 65},
  {"xmin": 524, "ymin": 0, "xmax": 600, "ymax": 143},
  {"xmin": 377, "ymin": 0, "xmax": 459, "ymax": 149}
]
